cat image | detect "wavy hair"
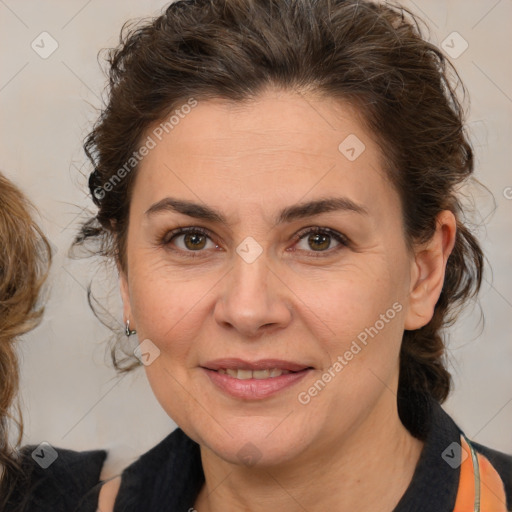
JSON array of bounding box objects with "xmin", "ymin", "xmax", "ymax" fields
[{"xmin": 0, "ymin": 173, "xmax": 51, "ymax": 508}]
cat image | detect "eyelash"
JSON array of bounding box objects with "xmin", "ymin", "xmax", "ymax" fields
[{"xmin": 160, "ymin": 226, "xmax": 350, "ymax": 259}]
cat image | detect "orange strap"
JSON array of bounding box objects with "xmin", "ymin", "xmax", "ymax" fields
[{"xmin": 453, "ymin": 435, "xmax": 508, "ymax": 511}]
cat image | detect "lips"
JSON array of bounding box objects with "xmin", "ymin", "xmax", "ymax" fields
[{"xmin": 200, "ymin": 358, "xmax": 313, "ymax": 399}]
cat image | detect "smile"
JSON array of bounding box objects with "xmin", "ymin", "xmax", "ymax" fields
[
  {"xmin": 200, "ymin": 359, "xmax": 313, "ymax": 400},
  {"xmin": 216, "ymin": 368, "xmax": 293, "ymax": 379}
]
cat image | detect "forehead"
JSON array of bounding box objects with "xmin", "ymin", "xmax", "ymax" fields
[
  {"xmin": 132, "ymin": 90, "xmax": 398, "ymax": 222},
  {"xmin": 150, "ymin": 91, "xmax": 374, "ymax": 160}
]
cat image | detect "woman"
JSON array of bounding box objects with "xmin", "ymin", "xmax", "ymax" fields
[
  {"xmin": 69, "ymin": 0, "xmax": 510, "ymax": 510},
  {"xmin": 0, "ymin": 174, "xmax": 107, "ymax": 512},
  {"xmin": 0, "ymin": 172, "xmax": 50, "ymax": 507}
]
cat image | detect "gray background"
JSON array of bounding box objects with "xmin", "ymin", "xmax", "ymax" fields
[{"xmin": 0, "ymin": 0, "xmax": 510, "ymax": 479}]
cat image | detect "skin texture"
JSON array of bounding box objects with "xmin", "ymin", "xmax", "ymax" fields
[{"xmin": 99, "ymin": 89, "xmax": 456, "ymax": 511}]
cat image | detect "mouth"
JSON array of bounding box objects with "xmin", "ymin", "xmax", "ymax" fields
[{"xmin": 200, "ymin": 358, "xmax": 314, "ymax": 399}]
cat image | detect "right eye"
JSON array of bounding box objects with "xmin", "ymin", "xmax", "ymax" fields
[{"xmin": 161, "ymin": 226, "xmax": 221, "ymax": 257}]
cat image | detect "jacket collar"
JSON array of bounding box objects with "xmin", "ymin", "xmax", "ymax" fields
[{"xmin": 393, "ymin": 396, "xmax": 462, "ymax": 511}]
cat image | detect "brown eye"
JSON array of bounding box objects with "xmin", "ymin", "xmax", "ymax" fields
[
  {"xmin": 162, "ymin": 227, "xmax": 219, "ymax": 257},
  {"xmin": 293, "ymin": 227, "xmax": 349, "ymax": 256},
  {"xmin": 182, "ymin": 232, "xmax": 208, "ymax": 250},
  {"xmin": 306, "ymin": 232, "xmax": 331, "ymax": 251}
]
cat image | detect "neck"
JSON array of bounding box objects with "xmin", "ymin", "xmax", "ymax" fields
[{"xmin": 194, "ymin": 396, "xmax": 425, "ymax": 512}]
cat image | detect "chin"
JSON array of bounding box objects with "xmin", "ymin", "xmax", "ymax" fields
[
  {"xmin": 193, "ymin": 417, "xmax": 314, "ymax": 468},
  {"xmin": 212, "ymin": 436, "xmax": 305, "ymax": 468}
]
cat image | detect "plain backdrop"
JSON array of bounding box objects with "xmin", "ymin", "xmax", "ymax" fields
[{"xmin": 0, "ymin": 0, "xmax": 511, "ymax": 479}]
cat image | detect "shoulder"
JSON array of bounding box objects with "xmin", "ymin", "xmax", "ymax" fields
[
  {"xmin": 417, "ymin": 398, "xmax": 512, "ymax": 510},
  {"xmin": 119, "ymin": 427, "xmax": 200, "ymax": 484},
  {"xmin": 111, "ymin": 428, "xmax": 204, "ymax": 510},
  {"xmin": 471, "ymin": 440, "xmax": 512, "ymax": 507},
  {"xmin": 6, "ymin": 443, "xmax": 107, "ymax": 512}
]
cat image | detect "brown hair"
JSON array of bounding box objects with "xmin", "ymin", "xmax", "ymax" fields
[
  {"xmin": 0, "ymin": 173, "xmax": 51, "ymax": 507},
  {"xmin": 74, "ymin": 0, "xmax": 483, "ymax": 434}
]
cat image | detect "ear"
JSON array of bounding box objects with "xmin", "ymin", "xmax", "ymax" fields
[
  {"xmin": 118, "ymin": 261, "xmax": 134, "ymax": 328},
  {"xmin": 404, "ymin": 210, "xmax": 457, "ymax": 331}
]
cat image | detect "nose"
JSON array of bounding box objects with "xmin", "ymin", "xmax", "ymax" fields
[{"xmin": 213, "ymin": 247, "xmax": 293, "ymax": 338}]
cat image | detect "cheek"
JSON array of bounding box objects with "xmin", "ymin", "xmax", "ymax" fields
[
  {"xmin": 297, "ymin": 262, "xmax": 406, "ymax": 402},
  {"xmin": 300, "ymin": 263, "xmax": 404, "ymax": 339},
  {"xmin": 127, "ymin": 266, "xmax": 215, "ymax": 424},
  {"xmin": 128, "ymin": 261, "xmax": 221, "ymax": 356},
  {"xmin": 298, "ymin": 276, "xmax": 405, "ymax": 415}
]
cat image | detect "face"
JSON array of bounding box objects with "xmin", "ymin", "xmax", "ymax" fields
[{"xmin": 120, "ymin": 90, "xmax": 419, "ymax": 467}]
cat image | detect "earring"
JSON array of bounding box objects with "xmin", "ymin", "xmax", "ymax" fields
[{"xmin": 125, "ymin": 319, "xmax": 137, "ymax": 337}]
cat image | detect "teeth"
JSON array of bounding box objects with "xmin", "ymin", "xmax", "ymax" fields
[
  {"xmin": 217, "ymin": 368, "xmax": 292, "ymax": 379},
  {"xmin": 252, "ymin": 369, "xmax": 270, "ymax": 379},
  {"xmin": 236, "ymin": 369, "xmax": 253, "ymax": 380}
]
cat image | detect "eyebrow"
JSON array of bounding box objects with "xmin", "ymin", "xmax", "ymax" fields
[{"xmin": 145, "ymin": 196, "xmax": 368, "ymax": 226}]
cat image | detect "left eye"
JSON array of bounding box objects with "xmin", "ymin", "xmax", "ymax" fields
[{"xmin": 292, "ymin": 227, "xmax": 348, "ymax": 255}]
